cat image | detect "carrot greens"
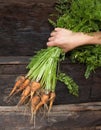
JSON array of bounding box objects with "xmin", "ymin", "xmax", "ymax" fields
[{"xmin": 49, "ymin": 0, "xmax": 101, "ymax": 78}]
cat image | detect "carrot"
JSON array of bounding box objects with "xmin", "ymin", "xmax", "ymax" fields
[
  {"xmin": 17, "ymin": 85, "xmax": 31, "ymax": 106},
  {"xmin": 31, "ymin": 95, "xmax": 40, "ymax": 110},
  {"xmin": 30, "ymin": 95, "xmax": 40, "ymax": 122},
  {"xmin": 48, "ymin": 92, "xmax": 56, "ymax": 112},
  {"xmin": 30, "ymin": 81, "xmax": 41, "ymax": 99},
  {"xmin": 34, "ymin": 93, "xmax": 49, "ymax": 114},
  {"xmin": 8, "ymin": 76, "xmax": 25, "ymax": 98},
  {"xmin": 16, "ymin": 78, "xmax": 30, "ymax": 92}
]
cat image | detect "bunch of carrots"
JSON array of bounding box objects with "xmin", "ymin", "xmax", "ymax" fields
[{"xmin": 8, "ymin": 47, "xmax": 78, "ymax": 122}]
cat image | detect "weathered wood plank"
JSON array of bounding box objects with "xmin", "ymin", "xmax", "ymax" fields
[
  {"xmin": 0, "ymin": 56, "xmax": 29, "ymax": 64},
  {"xmin": 52, "ymin": 102, "xmax": 101, "ymax": 112},
  {"xmin": 0, "ymin": 64, "xmax": 27, "ymax": 74},
  {"xmin": 0, "ymin": 103, "xmax": 101, "ymax": 130},
  {"xmin": 91, "ymin": 70, "xmax": 101, "ymax": 100},
  {"xmin": 0, "ymin": 102, "xmax": 101, "ymax": 112},
  {"xmin": 0, "ymin": 56, "xmax": 29, "ymax": 75},
  {"xmin": 0, "ymin": 0, "xmax": 56, "ymax": 56}
]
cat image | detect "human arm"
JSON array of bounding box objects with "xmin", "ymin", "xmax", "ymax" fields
[{"xmin": 47, "ymin": 28, "xmax": 101, "ymax": 52}]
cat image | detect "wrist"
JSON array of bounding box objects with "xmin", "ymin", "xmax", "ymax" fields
[
  {"xmin": 87, "ymin": 32, "xmax": 101, "ymax": 45},
  {"xmin": 76, "ymin": 33, "xmax": 94, "ymax": 46}
]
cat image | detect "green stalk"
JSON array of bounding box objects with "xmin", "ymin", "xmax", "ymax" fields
[
  {"xmin": 26, "ymin": 47, "xmax": 62, "ymax": 92},
  {"xmin": 26, "ymin": 45, "xmax": 78, "ymax": 95}
]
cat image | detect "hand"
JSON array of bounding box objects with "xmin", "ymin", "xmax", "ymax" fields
[{"xmin": 47, "ymin": 28, "xmax": 93, "ymax": 52}]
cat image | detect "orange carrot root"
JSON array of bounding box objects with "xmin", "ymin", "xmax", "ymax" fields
[
  {"xmin": 34, "ymin": 93, "xmax": 49, "ymax": 114},
  {"xmin": 15, "ymin": 76, "xmax": 25, "ymax": 82},
  {"xmin": 8, "ymin": 76, "xmax": 25, "ymax": 98},
  {"xmin": 17, "ymin": 85, "xmax": 31, "ymax": 106},
  {"xmin": 31, "ymin": 95, "xmax": 40, "ymax": 110},
  {"xmin": 19, "ymin": 78, "xmax": 30, "ymax": 90},
  {"xmin": 48, "ymin": 92, "xmax": 56, "ymax": 112},
  {"xmin": 30, "ymin": 95, "xmax": 40, "ymax": 122},
  {"xmin": 30, "ymin": 82, "xmax": 41, "ymax": 99},
  {"xmin": 13, "ymin": 78, "xmax": 31, "ymax": 95}
]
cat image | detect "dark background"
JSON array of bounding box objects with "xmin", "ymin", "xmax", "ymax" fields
[{"xmin": 0, "ymin": 0, "xmax": 55, "ymax": 56}]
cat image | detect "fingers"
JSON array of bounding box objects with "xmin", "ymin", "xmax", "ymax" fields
[
  {"xmin": 55, "ymin": 27, "xmax": 72, "ymax": 34},
  {"xmin": 50, "ymin": 28, "xmax": 62, "ymax": 36},
  {"xmin": 47, "ymin": 33, "xmax": 55, "ymax": 46},
  {"xmin": 48, "ymin": 36, "xmax": 55, "ymax": 41},
  {"xmin": 48, "ymin": 30, "xmax": 57, "ymax": 41},
  {"xmin": 50, "ymin": 31, "xmax": 56, "ymax": 37},
  {"xmin": 54, "ymin": 27, "xmax": 62, "ymax": 31},
  {"xmin": 50, "ymin": 28, "xmax": 60, "ymax": 36},
  {"xmin": 47, "ymin": 41, "xmax": 55, "ymax": 47},
  {"xmin": 47, "ymin": 28, "xmax": 62, "ymax": 46},
  {"xmin": 47, "ymin": 28, "xmax": 65, "ymax": 47},
  {"xmin": 47, "ymin": 41, "xmax": 66, "ymax": 52}
]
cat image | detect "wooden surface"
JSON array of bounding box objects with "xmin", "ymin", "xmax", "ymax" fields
[
  {"xmin": 0, "ymin": 0, "xmax": 56, "ymax": 56},
  {"xmin": 0, "ymin": 102, "xmax": 101, "ymax": 112},
  {"xmin": 0, "ymin": 56, "xmax": 29, "ymax": 64},
  {"xmin": 0, "ymin": 102, "xmax": 101, "ymax": 130}
]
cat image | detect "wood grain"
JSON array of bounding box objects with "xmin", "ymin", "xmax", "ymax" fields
[{"xmin": 0, "ymin": 102, "xmax": 101, "ymax": 130}]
